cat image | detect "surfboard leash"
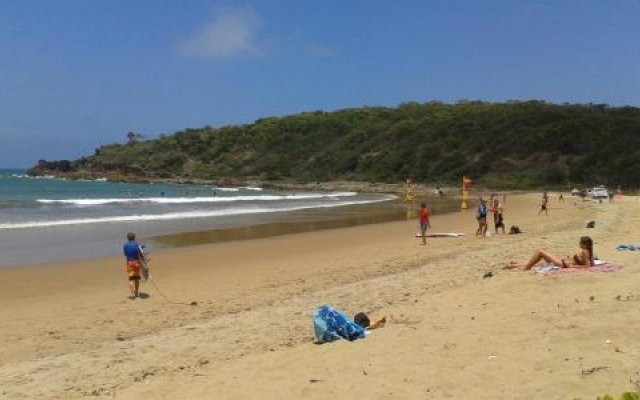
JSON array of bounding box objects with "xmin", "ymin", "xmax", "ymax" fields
[{"xmin": 147, "ymin": 275, "xmax": 197, "ymax": 306}]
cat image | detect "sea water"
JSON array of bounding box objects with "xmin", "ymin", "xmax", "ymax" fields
[{"xmin": 0, "ymin": 169, "xmax": 395, "ymax": 267}]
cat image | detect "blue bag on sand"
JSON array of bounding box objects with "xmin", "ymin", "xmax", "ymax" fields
[{"xmin": 313, "ymin": 305, "xmax": 366, "ymax": 343}]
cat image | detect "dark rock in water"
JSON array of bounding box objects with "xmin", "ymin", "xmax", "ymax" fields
[{"xmin": 29, "ymin": 159, "xmax": 77, "ymax": 175}]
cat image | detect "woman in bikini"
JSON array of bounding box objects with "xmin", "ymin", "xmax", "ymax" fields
[{"xmin": 507, "ymin": 236, "xmax": 594, "ymax": 270}]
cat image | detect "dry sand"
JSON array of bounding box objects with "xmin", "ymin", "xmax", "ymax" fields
[{"xmin": 1, "ymin": 194, "xmax": 640, "ymax": 399}]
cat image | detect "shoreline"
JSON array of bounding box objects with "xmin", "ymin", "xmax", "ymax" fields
[
  {"xmin": 25, "ymin": 169, "xmax": 487, "ymax": 196},
  {"xmin": 149, "ymin": 195, "xmax": 461, "ymax": 250},
  {"xmin": 0, "ymin": 191, "xmax": 461, "ymax": 270}
]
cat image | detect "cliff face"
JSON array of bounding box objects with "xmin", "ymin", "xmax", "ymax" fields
[{"xmin": 29, "ymin": 101, "xmax": 640, "ymax": 188}]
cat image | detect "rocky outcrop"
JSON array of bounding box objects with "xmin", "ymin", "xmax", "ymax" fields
[{"xmin": 28, "ymin": 159, "xmax": 78, "ymax": 175}]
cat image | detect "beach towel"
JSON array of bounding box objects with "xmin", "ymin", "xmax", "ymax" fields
[
  {"xmin": 532, "ymin": 261, "xmax": 623, "ymax": 277},
  {"xmin": 313, "ymin": 305, "xmax": 366, "ymax": 343}
]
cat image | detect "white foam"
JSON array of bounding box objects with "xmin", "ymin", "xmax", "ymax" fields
[
  {"xmin": 0, "ymin": 195, "xmax": 396, "ymax": 230},
  {"xmin": 36, "ymin": 192, "xmax": 359, "ymax": 206},
  {"xmin": 212, "ymin": 186, "xmax": 262, "ymax": 192},
  {"xmin": 6, "ymin": 174, "xmax": 66, "ymax": 181}
]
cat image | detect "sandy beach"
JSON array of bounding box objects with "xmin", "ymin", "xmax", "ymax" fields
[{"xmin": 1, "ymin": 193, "xmax": 640, "ymax": 399}]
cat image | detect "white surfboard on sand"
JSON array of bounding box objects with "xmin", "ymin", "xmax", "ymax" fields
[{"xmin": 415, "ymin": 232, "xmax": 465, "ymax": 238}]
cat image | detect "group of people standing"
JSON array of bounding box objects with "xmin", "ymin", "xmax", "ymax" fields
[
  {"xmin": 476, "ymin": 195, "xmax": 505, "ymax": 237},
  {"xmin": 417, "ymin": 192, "xmax": 506, "ymax": 245},
  {"xmin": 475, "ymin": 191, "xmax": 597, "ymax": 271}
]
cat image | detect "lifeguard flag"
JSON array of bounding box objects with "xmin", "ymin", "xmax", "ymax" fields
[{"xmin": 463, "ymin": 176, "xmax": 472, "ymax": 191}]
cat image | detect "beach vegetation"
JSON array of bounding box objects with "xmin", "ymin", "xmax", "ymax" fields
[
  {"xmin": 573, "ymin": 391, "xmax": 640, "ymax": 400},
  {"xmin": 30, "ymin": 101, "xmax": 640, "ymax": 188},
  {"xmin": 596, "ymin": 393, "xmax": 640, "ymax": 400}
]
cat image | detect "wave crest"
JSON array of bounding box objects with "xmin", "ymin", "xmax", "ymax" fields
[
  {"xmin": 37, "ymin": 192, "xmax": 358, "ymax": 206},
  {"xmin": 1, "ymin": 195, "xmax": 395, "ymax": 229}
]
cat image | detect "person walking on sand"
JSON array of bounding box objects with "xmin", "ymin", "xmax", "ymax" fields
[
  {"xmin": 476, "ymin": 199, "xmax": 488, "ymax": 237},
  {"xmin": 538, "ymin": 191, "xmax": 549, "ymax": 216},
  {"xmin": 493, "ymin": 203, "xmax": 505, "ymax": 235},
  {"xmin": 419, "ymin": 203, "xmax": 431, "ymax": 245},
  {"xmin": 123, "ymin": 232, "xmax": 143, "ymax": 299}
]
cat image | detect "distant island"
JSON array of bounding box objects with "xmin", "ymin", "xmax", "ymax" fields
[{"xmin": 29, "ymin": 100, "xmax": 640, "ymax": 189}]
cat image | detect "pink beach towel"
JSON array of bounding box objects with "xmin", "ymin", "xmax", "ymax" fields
[{"xmin": 532, "ymin": 262, "xmax": 623, "ymax": 277}]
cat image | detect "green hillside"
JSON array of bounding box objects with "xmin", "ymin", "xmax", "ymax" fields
[{"xmin": 30, "ymin": 101, "xmax": 640, "ymax": 188}]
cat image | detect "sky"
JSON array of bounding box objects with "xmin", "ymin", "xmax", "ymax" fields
[{"xmin": 1, "ymin": 0, "xmax": 639, "ymax": 168}]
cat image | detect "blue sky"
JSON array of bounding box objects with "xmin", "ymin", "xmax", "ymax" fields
[{"xmin": 1, "ymin": 0, "xmax": 639, "ymax": 167}]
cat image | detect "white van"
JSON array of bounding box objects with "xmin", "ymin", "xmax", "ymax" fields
[{"xmin": 587, "ymin": 186, "xmax": 608, "ymax": 199}]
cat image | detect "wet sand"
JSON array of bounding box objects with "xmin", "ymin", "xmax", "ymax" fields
[
  {"xmin": 0, "ymin": 193, "xmax": 456, "ymax": 269},
  {"xmin": 151, "ymin": 196, "xmax": 459, "ymax": 248},
  {"xmin": 2, "ymin": 194, "xmax": 639, "ymax": 399}
]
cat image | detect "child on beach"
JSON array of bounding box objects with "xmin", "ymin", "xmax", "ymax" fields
[
  {"xmin": 476, "ymin": 199, "xmax": 488, "ymax": 236},
  {"xmin": 123, "ymin": 232, "xmax": 143, "ymax": 299},
  {"xmin": 506, "ymin": 236, "xmax": 594, "ymax": 270},
  {"xmin": 419, "ymin": 203, "xmax": 431, "ymax": 245}
]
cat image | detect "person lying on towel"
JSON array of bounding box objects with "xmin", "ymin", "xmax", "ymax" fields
[
  {"xmin": 506, "ymin": 236, "xmax": 594, "ymax": 270},
  {"xmin": 313, "ymin": 305, "xmax": 385, "ymax": 343}
]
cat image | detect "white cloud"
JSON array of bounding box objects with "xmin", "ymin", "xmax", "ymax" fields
[{"xmin": 177, "ymin": 6, "xmax": 262, "ymax": 60}]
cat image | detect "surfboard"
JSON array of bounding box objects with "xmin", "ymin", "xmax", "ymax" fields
[
  {"xmin": 140, "ymin": 259, "xmax": 149, "ymax": 282},
  {"xmin": 415, "ymin": 232, "xmax": 465, "ymax": 238},
  {"xmin": 139, "ymin": 245, "xmax": 151, "ymax": 282}
]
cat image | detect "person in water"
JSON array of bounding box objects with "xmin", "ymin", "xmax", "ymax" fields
[
  {"xmin": 507, "ymin": 236, "xmax": 594, "ymax": 270},
  {"xmin": 123, "ymin": 232, "xmax": 143, "ymax": 299}
]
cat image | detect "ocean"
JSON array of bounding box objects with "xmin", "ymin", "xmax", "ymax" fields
[{"xmin": 0, "ymin": 169, "xmax": 396, "ymax": 267}]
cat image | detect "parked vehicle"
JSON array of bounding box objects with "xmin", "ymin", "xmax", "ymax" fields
[
  {"xmin": 571, "ymin": 188, "xmax": 585, "ymax": 197},
  {"xmin": 587, "ymin": 186, "xmax": 608, "ymax": 199}
]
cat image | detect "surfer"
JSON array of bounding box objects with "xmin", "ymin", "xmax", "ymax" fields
[
  {"xmin": 419, "ymin": 203, "xmax": 431, "ymax": 245},
  {"xmin": 123, "ymin": 232, "xmax": 143, "ymax": 299}
]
